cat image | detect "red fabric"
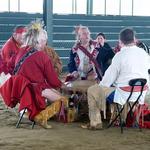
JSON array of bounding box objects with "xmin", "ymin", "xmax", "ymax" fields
[
  {"xmin": 126, "ymin": 111, "xmax": 136, "ymax": 127},
  {"xmin": 1, "ymin": 37, "xmax": 21, "ymax": 74},
  {"xmin": 72, "ymin": 40, "xmax": 98, "ymax": 67},
  {"xmin": 139, "ymin": 104, "xmax": 150, "ymax": 128},
  {"xmin": 120, "ymin": 85, "xmax": 148, "ymax": 92},
  {"xmin": 15, "ymin": 27, "xmax": 26, "ymax": 34},
  {"xmin": 126, "ymin": 104, "xmax": 150, "ymax": 128},
  {"xmin": 65, "ymin": 75, "xmax": 76, "ymax": 82},
  {"xmin": 0, "ymin": 46, "xmax": 62, "ymax": 120},
  {"xmin": 15, "ymin": 47, "xmax": 62, "ymax": 89},
  {"xmin": 9, "ymin": 47, "xmax": 61, "ymax": 120},
  {"xmin": 0, "ymin": 53, "xmax": 8, "ymax": 74},
  {"xmin": 113, "ymin": 43, "xmax": 121, "ymax": 53},
  {"xmin": 0, "ymin": 75, "xmax": 46, "ymax": 120}
]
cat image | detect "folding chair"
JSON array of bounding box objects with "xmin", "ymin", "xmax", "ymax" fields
[
  {"xmin": 16, "ymin": 108, "xmax": 35, "ymax": 129},
  {"xmin": 108, "ymin": 78, "xmax": 147, "ymax": 133}
]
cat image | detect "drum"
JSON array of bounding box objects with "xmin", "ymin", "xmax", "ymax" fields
[
  {"xmin": 62, "ymin": 80, "xmax": 95, "ymax": 95},
  {"xmin": 61, "ymin": 80, "xmax": 96, "ymax": 120}
]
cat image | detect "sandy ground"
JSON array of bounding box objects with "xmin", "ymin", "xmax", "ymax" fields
[{"xmin": 0, "ymin": 98, "xmax": 150, "ymax": 150}]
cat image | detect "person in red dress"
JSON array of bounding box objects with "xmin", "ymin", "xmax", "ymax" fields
[
  {"xmin": 0, "ymin": 26, "xmax": 26, "ymax": 74},
  {"xmin": 0, "ymin": 20, "xmax": 68, "ymax": 129}
]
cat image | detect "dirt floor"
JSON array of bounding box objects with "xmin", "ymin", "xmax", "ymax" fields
[{"xmin": 0, "ymin": 99, "xmax": 150, "ymax": 150}]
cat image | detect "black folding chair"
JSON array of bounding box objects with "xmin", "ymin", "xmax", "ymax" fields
[
  {"xmin": 16, "ymin": 108, "xmax": 35, "ymax": 129},
  {"xmin": 108, "ymin": 78, "xmax": 147, "ymax": 133}
]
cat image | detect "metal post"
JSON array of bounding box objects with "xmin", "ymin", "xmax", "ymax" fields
[
  {"xmin": 8, "ymin": 0, "xmax": 10, "ymax": 12},
  {"xmin": 132, "ymin": 0, "xmax": 134, "ymax": 16},
  {"xmin": 119, "ymin": 0, "xmax": 121, "ymax": 15},
  {"xmin": 87, "ymin": 0, "xmax": 93, "ymax": 15},
  {"xmin": 90, "ymin": 0, "xmax": 93, "ymax": 15},
  {"xmin": 72, "ymin": 0, "xmax": 77, "ymax": 14},
  {"xmin": 18, "ymin": 0, "xmax": 20, "ymax": 12},
  {"xmin": 72, "ymin": 0, "xmax": 74, "ymax": 14},
  {"xmin": 75, "ymin": 0, "xmax": 77, "ymax": 14},
  {"xmin": 104, "ymin": 0, "xmax": 106, "ymax": 15},
  {"xmin": 43, "ymin": 0, "xmax": 53, "ymax": 46},
  {"xmin": 87, "ymin": 0, "xmax": 89, "ymax": 15}
]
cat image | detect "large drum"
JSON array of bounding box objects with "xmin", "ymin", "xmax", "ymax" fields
[
  {"xmin": 62, "ymin": 80, "xmax": 95, "ymax": 95},
  {"xmin": 61, "ymin": 80, "xmax": 96, "ymax": 120}
]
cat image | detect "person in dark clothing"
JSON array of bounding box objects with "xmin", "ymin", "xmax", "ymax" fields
[
  {"xmin": 114, "ymin": 38, "xmax": 150, "ymax": 55},
  {"xmin": 95, "ymin": 33, "xmax": 115, "ymax": 76},
  {"xmin": 136, "ymin": 39, "xmax": 150, "ymax": 55}
]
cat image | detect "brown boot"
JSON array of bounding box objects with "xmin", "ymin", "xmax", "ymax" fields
[
  {"xmin": 34, "ymin": 112, "xmax": 52, "ymax": 129},
  {"xmin": 34, "ymin": 96, "xmax": 68, "ymax": 129}
]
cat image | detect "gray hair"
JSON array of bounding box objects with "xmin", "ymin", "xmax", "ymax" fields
[
  {"xmin": 74, "ymin": 25, "xmax": 90, "ymax": 42},
  {"xmin": 22, "ymin": 20, "xmax": 47, "ymax": 48}
]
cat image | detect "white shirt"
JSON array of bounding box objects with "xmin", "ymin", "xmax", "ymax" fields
[{"xmin": 100, "ymin": 45, "xmax": 150, "ymax": 105}]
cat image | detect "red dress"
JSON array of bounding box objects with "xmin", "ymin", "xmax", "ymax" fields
[
  {"xmin": 0, "ymin": 46, "xmax": 62, "ymax": 120},
  {"xmin": 15, "ymin": 46, "xmax": 62, "ymax": 89},
  {"xmin": 0, "ymin": 74, "xmax": 43, "ymax": 120},
  {"xmin": 1, "ymin": 37, "xmax": 21, "ymax": 74}
]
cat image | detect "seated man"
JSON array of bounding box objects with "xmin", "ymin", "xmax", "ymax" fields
[
  {"xmin": 67, "ymin": 25, "xmax": 102, "ymax": 81},
  {"xmin": 0, "ymin": 26, "xmax": 26, "ymax": 74},
  {"xmin": 82, "ymin": 28, "xmax": 150, "ymax": 130},
  {"xmin": 0, "ymin": 20, "xmax": 68, "ymax": 129}
]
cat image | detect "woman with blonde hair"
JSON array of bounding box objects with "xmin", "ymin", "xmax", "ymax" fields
[{"xmin": 0, "ymin": 20, "xmax": 67, "ymax": 129}]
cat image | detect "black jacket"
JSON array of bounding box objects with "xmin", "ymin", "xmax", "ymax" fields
[{"xmin": 96, "ymin": 43, "xmax": 115, "ymax": 77}]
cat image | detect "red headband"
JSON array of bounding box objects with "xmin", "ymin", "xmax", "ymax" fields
[{"xmin": 15, "ymin": 28, "xmax": 26, "ymax": 34}]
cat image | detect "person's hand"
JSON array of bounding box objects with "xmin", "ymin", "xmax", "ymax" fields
[
  {"xmin": 99, "ymin": 41, "xmax": 104, "ymax": 47},
  {"xmin": 72, "ymin": 71, "xmax": 79, "ymax": 79},
  {"xmin": 60, "ymin": 82, "xmax": 68, "ymax": 90}
]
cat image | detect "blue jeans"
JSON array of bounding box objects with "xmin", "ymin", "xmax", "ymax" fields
[{"xmin": 106, "ymin": 90, "xmax": 115, "ymax": 104}]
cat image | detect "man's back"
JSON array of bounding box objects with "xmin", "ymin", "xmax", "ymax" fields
[
  {"xmin": 101, "ymin": 45, "xmax": 150, "ymax": 87},
  {"xmin": 115, "ymin": 46, "xmax": 149, "ymax": 86}
]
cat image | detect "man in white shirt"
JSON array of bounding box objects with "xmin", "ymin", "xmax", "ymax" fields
[{"xmin": 82, "ymin": 28, "xmax": 150, "ymax": 130}]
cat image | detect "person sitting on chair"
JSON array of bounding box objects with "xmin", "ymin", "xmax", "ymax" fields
[
  {"xmin": 0, "ymin": 26, "xmax": 26, "ymax": 74},
  {"xmin": 82, "ymin": 28, "xmax": 150, "ymax": 130},
  {"xmin": 0, "ymin": 20, "xmax": 68, "ymax": 129},
  {"xmin": 67, "ymin": 25, "xmax": 102, "ymax": 81}
]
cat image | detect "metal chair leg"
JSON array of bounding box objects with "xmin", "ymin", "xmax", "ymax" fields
[
  {"xmin": 16, "ymin": 108, "xmax": 26, "ymax": 128},
  {"xmin": 31, "ymin": 121, "xmax": 35, "ymax": 129},
  {"xmin": 116, "ymin": 104, "xmax": 123, "ymax": 134},
  {"xmin": 107, "ymin": 104, "xmax": 124, "ymax": 130},
  {"xmin": 16, "ymin": 108, "xmax": 35, "ymax": 129}
]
